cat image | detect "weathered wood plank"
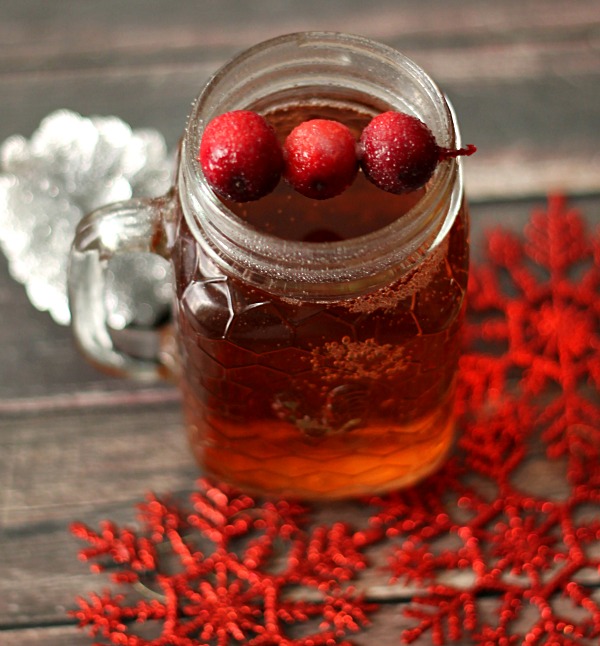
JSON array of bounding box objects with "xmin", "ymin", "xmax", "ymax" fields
[
  {"xmin": 2, "ymin": 584, "xmax": 599, "ymax": 645},
  {"xmin": 0, "ymin": 406, "xmax": 191, "ymax": 527},
  {"xmin": 1, "ymin": 0, "xmax": 598, "ymax": 68},
  {"xmin": 3, "ymin": 585, "xmax": 600, "ymax": 644},
  {"xmin": 0, "ymin": 404, "xmax": 193, "ymax": 626},
  {"xmin": 0, "ymin": 603, "xmax": 507, "ymax": 646},
  {"xmin": 0, "ymin": 625, "xmax": 90, "ymax": 646}
]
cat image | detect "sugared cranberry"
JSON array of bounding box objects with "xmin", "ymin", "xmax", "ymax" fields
[
  {"xmin": 359, "ymin": 111, "xmax": 476, "ymax": 194},
  {"xmin": 199, "ymin": 110, "xmax": 284, "ymax": 202},
  {"xmin": 284, "ymin": 119, "xmax": 358, "ymax": 200}
]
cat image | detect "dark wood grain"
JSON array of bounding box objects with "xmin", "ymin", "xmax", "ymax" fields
[
  {"xmin": 1, "ymin": 1, "xmax": 599, "ymax": 644},
  {"xmin": 1, "ymin": 0, "xmax": 599, "ymax": 197}
]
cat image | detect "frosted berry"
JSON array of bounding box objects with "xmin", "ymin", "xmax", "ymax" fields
[
  {"xmin": 359, "ymin": 111, "xmax": 476, "ymax": 194},
  {"xmin": 284, "ymin": 119, "xmax": 358, "ymax": 200},
  {"xmin": 199, "ymin": 110, "xmax": 284, "ymax": 202}
]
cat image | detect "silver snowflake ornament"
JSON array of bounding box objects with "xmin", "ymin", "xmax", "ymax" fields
[{"xmin": 0, "ymin": 109, "xmax": 173, "ymax": 325}]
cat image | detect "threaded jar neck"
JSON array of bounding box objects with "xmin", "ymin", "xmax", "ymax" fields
[{"xmin": 178, "ymin": 31, "xmax": 463, "ymax": 300}]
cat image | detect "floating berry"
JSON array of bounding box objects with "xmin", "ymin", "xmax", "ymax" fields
[
  {"xmin": 199, "ymin": 110, "xmax": 284, "ymax": 202},
  {"xmin": 284, "ymin": 119, "xmax": 358, "ymax": 200},
  {"xmin": 359, "ymin": 111, "xmax": 476, "ymax": 194}
]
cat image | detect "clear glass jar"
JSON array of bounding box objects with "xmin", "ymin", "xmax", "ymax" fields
[{"xmin": 69, "ymin": 32, "xmax": 469, "ymax": 499}]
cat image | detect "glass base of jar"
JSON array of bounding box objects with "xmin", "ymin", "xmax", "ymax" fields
[{"xmin": 186, "ymin": 393, "xmax": 456, "ymax": 500}]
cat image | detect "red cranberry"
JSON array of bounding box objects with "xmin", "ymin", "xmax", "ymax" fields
[
  {"xmin": 199, "ymin": 110, "xmax": 284, "ymax": 203},
  {"xmin": 359, "ymin": 111, "xmax": 476, "ymax": 194},
  {"xmin": 284, "ymin": 119, "xmax": 358, "ymax": 200}
]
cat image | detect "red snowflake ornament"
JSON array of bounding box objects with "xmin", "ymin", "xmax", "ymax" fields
[
  {"xmin": 374, "ymin": 195, "xmax": 600, "ymax": 645},
  {"xmin": 71, "ymin": 479, "xmax": 375, "ymax": 645},
  {"xmin": 461, "ymin": 195, "xmax": 600, "ymax": 479}
]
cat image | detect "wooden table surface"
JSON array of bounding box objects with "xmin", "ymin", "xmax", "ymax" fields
[{"xmin": 1, "ymin": 2, "xmax": 599, "ymax": 644}]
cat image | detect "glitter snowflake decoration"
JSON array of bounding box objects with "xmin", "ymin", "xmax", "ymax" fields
[
  {"xmin": 373, "ymin": 195, "xmax": 600, "ymax": 644},
  {"xmin": 71, "ymin": 479, "xmax": 375, "ymax": 645},
  {"xmin": 71, "ymin": 196, "xmax": 600, "ymax": 645},
  {"xmin": 460, "ymin": 195, "xmax": 600, "ymax": 479},
  {"xmin": 0, "ymin": 109, "xmax": 172, "ymax": 324}
]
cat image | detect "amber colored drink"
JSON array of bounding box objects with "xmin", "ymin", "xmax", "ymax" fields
[{"xmin": 171, "ymin": 106, "xmax": 469, "ymax": 500}]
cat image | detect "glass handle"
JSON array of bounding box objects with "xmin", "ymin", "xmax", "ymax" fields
[{"xmin": 68, "ymin": 197, "xmax": 174, "ymax": 381}]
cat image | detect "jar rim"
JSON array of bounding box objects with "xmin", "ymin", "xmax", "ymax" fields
[{"xmin": 179, "ymin": 31, "xmax": 463, "ymax": 299}]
